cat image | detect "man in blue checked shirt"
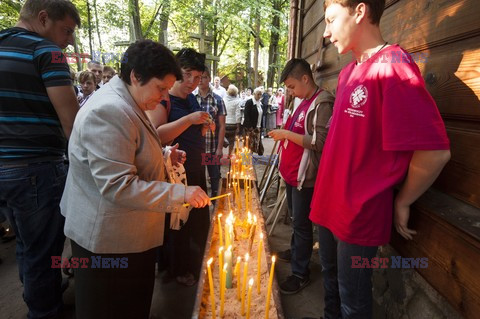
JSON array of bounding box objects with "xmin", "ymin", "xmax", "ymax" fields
[
  {"xmin": 0, "ymin": 1, "xmax": 80, "ymax": 317},
  {"xmin": 195, "ymin": 67, "xmax": 226, "ymax": 198}
]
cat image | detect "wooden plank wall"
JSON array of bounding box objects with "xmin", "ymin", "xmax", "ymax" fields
[{"xmin": 289, "ymin": 0, "xmax": 480, "ymax": 317}]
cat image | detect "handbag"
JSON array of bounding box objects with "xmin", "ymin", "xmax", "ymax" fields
[{"xmin": 163, "ymin": 146, "xmax": 190, "ymax": 230}]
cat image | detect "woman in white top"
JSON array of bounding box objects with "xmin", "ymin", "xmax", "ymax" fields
[{"xmin": 224, "ymin": 84, "xmax": 243, "ymax": 155}]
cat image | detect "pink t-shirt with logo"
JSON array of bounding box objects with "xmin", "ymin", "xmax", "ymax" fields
[
  {"xmin": 279, "ymin": 91, "xmax": 320, "ymax": 187},
  {"xmin": 309, "ymin": 45, "xmax": 449, "ymax": 246}
]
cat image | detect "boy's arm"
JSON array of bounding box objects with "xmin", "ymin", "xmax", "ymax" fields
[{"xmin": 394, "ymin": 149, "xmax": 451, "ymax": 240}]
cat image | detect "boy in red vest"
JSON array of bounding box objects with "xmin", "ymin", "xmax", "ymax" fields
[{"xmin": 310, "ymin": 1, "xmax": 450, "ymax": 317}]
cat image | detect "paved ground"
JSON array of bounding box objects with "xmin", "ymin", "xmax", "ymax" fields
[{"xmin": 0, "ymin": 137, "xmax": 325, "ymax": 319}]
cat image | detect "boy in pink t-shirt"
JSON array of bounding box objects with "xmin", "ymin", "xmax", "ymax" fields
[{"xmin": 310, "ymin": 0, "xmax": 451, "ymax": 318}]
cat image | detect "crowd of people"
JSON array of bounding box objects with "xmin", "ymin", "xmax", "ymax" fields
[{"xmin": 0, "ymin": 0, "xmax": 451, "ymax": 319}]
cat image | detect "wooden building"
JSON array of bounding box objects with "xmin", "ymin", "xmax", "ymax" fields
[{"xmin": 287, "ymin": 0, "xmax": 480, "ymax": 317}]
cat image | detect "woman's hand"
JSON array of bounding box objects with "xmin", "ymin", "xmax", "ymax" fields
[
  {"xmin": 185, "ymin": 186, "xmax": 211, "ymax": 208},
  {"xmin": 189, "ymin": 111, "xmax": 211, "ymax": 125},
  {"xmin": 169, "ymin": 143, "xmax": 186, "ymax": 167},
  {"xmin": 268, "ymin": 129, "xmax": 289, "ymax": 141}
]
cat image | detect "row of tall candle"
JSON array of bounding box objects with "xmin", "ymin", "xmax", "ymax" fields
[
  {"xmin": 205, "ymin": 137, "xmax": 276, "ymax": 319},
  {"xmin": 208, "ymin": 206, "xmax": 276, "ymax": 319}
]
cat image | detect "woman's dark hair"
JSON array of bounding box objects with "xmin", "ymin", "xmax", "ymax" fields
[
  {"xmin": 176, "ymin": 48, "xmax": 206, "ymax": 72},
  {"xmin": 120, "ymin": 40, "xmax": 182, "ymax": 85}
]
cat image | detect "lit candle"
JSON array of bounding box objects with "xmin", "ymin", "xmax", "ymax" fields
[
  {"xmin": 241, "ymin": 253, "xmax": 249, "ymax": 315},
  {"xmin": 227, "ymin": 193, "xmax": 232, "ymax": 213},
  {"xmin": 218, "ymin": 247, "xmax": 224, "ymax": 290},
  {"xmin": 224, "ymin": 246, "xmax": 233, "ymax": 288},
  {"xmin": 244, "ymin": 173, "xmax": 248, "ymax": 213},
  {"xmin": 257, "ymin": 233, "xmax": 263, "ymax": 294},
  {"xmin": 207, "ymin": 258, "xmax": 216, "ymax": 319},
  {"xmin": 234, "ymin": 256, "xmax": 241, "ymax": 300},
  {"xmin": 246, "ymin": 278, "xmax": 254, "ymax": 319},
  {"xmin": 220, "ymin": 263, "xmax": 227, "ymax": 317},
  {"xmin": 217, "ymin": 214, "xmax": 223, "ymax": 247},
  {"xmin": 265, "ymin": 256, "xmax": 276, "ymax": 319},
  {"xmin": 248, "ymin": 215, "xmax": 257, "ymax": 253}
]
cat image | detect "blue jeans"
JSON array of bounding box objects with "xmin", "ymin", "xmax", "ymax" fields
[
  {"xmin": 318, "ymin": 225, "xmax": 378, "ymax": 319},
  {"xmin": 286, "ymin": 183, "xmax": 314, "ymax": 279},
  {"xmin": 0, "ymin": 160, "xmax": 67, "ymax": 319}
]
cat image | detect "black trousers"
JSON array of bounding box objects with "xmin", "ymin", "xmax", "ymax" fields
[
  {"xmin": 71, "ymin": 241, "xmax": 157, "ymax": 319},
  {"xmin": 163, "ymin": 169, "xmax": 211, "ymax": 279}
]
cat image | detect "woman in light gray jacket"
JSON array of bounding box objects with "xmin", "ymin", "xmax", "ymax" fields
[{"xmin": 61, "ymin": 40, "xmax": 210, "ymax": 319}]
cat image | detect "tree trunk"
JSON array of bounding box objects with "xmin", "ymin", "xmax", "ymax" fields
[
  {"xmin": 93, "ymin": 0, "xmax": 104, "ymax": 64},
  {"xmin": 267, "ymin": 0, "xmax": 281, "ymax": 88},
  {"xmin": 86, "ymin": 0, "xmax": 93, "ymax": 58},
  {"xmin": 245, "ymin": 14, "xmax": 253, "ymax": 89},
  {"xmin": 129, "ymin": 0, "xmax": 143, "ymax": 41},
  {"xmin": 73, "ymin": 33, "xmax": 82, "ymax": 71},
  {"xmin": 158, "ymin": 0, "xmax": 171, "ymax": 45},
  {"xmin": 253, "ymin": 11, "xmax": 261, "ymax": 87},
  {"xmin": 212, "ymin": 4, "xmax": 219, "ymax": 76}
]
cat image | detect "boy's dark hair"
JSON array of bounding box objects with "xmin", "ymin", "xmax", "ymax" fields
[
  {"xmin": 20, "ymin": 0, "xmax": 81, "ymax": 27},
  {"xmin": 280, "ymin": 58, "xmax": 314, "ymax": 83},
  {"xmin": 120, "ymin": 40, "xmax": 182, "ymax": 86},
  {"xmin": 323, "ymin": 0, "xmax": 385, "ymax": 25},
  {"xmin": 176, "ymin": 48, "xmax": 206, "ymax": 72}
]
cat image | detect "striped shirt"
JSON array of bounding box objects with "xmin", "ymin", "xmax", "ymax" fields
[{"xmin": 0, "ymin": 27, "xmax": 72, "ymax": 163}]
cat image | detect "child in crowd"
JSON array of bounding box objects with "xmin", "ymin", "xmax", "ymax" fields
[{"xmin": 77, "ymin": 70, "xmax": 96, "ymax": 107}]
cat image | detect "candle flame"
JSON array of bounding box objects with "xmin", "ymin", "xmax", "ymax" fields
[
  {"xmin": 227, "ymin": 245, "xmax": 232, "ymax": 252},
  {"xmin": 253, "ymin": 215, "xmax": 257, "ymax": 222},
  {"xmin": 260, "ymin": 233, "xmax": 264, "ymax": 239},
  {"xmin": 224, "ymin": 263, "xmax": 228, "ymax": 271},
  {"xmin": 219, "ymin": 246, "xmax": 224, "ymax": 253},
  {"xmin": 272, "ymin": 256, "xmax": 276, "ymax": 263},
  {"xmin": 249, "ymin": 278, "xmax": 254, "ymax": 286},
  {"xmin": 218, "ymin": 213, "xmax": 223, "ymax": 218},
  {"xmin": 237, "ymin": 256, "xmax": 241, "ymax": 262},
  {"xmin": 245, "ymin": 253, "xmax": 249, "ymax": 261},
  {"xmin": 207, "ymin": 257, "xmax": 213, "ymax": 266}
]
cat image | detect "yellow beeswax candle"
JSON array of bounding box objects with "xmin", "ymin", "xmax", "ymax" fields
[
  {"xmin": 220, "ymin": 263, "xmax": 227, "ymax": 317},
  {"xmin": 218, "ymin": 247, "xmax": 224, "ymax": 290},
  {"xmin": 207, "ymin": 258, "xmax": 216, "ymax": 319},
  {"xmin": 257, "ymin": 233, "xmax": 263, "ymax": 294},
  {"xmin": 234, "ymin": 256, "xmax": 241, "ymax": 300},
  {"xmin": 241, "ymin": 253, "xmax": 249, "ymax": 315},
  {"xmin": 246, "ymin": 278, "xmax": 254, "ymax": 319},
  {"xmin": 265, "ymin": 256, "xmax": 276, "ymax": 319},
  {"xmin": 217, "ymin": 214, "xmax": 223, "ymax": 247}
]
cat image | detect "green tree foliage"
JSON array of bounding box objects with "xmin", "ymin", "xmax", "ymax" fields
[{"xmin": 0, "ymin": 0, "xmax": 289, "ymax": 85}]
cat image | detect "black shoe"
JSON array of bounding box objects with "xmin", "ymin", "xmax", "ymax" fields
[
  {"xmin": 275, "ymin": 249, "xmax": 291, "ymax": 262},
  {"xmin": 280, "ymin": 275, "xmax": 310, "ymax": 294}
]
